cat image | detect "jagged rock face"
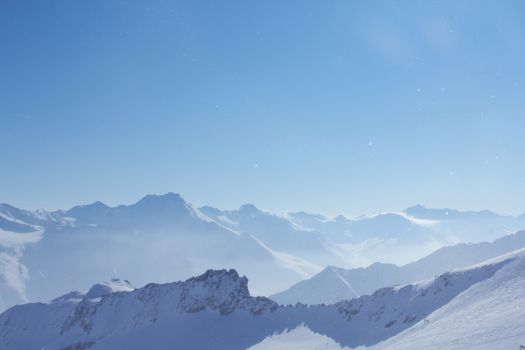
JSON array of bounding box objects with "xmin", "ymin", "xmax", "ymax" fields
[
  {"xmin": 109, "ymin": 269, "xmax": 278, "ymax": 318},
  {"xmin": 0, "ymin": 269, "xmax": 280, "ymax": 350},
  {"xmin": 178, "ymin": 269, "xmax": 251, "ymax": 313}
]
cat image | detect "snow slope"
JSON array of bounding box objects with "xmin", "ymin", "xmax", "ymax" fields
[
  {"xmin": 252, "ymin": 249, "xmax": 525, "ymax": 349},
  {"xmin": 365, "ymin": 249, "xmax": 525, "ymax": 350}
]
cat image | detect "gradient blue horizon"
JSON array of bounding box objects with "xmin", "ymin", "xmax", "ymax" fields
[{"xmin": 1, "ymin": 0, "xmax": 525, "ymax": 216}]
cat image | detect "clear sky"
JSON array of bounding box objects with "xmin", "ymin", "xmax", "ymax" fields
[{"xmin": 1, "ymin": 0, "xmax": 525, "ymax": 216}]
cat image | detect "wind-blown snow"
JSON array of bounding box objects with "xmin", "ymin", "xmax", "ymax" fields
[
  {"xmin": 0, "ymin": 251, "xmax": 29, "ymax": 310},
  {"xmin": 0, "ymin": 229, "xmax": 42, "ymax": 248},
  {"xmin": 0, "ymin": 229, "xmax": 43, "ymax": 311}
]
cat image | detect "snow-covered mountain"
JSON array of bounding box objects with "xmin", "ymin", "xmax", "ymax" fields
[
  {"xmin": 287, "ymin": 206, "xmax": 525, "ymax": 265},
  {"xmin": 0, "ymin": 269, "xmax": 280, "ymax": 350},
  {"xmin": 0, "ymin": 195, "xmax": 301, "ymax": 310},
  {"xmin": 404, "ymin": 204, "xmax": 525, "ymax": 242},
  {"xmin": 365, "ymin": 253, "xmax": 525, "ymax": 350},
  {"xmin": 200, "ymin": 204, "xmax": 348, "ymax": 268},
  {"xmin": 271, "ymin": 230, "xmax": 525, "ymax": 305},
  {"xmin": 1, "ymin": 193, "xmax": 524, "ymax": 314},
  {"xmin": 2, "ymin": 249, "xmax": 525, "ymax": 350},
  {"xmin": 0, "ymin": 203, "xmax": 69, "ymax": 231},
  {"xmin": 20, "ymin": 193, "xmax": 310, "ymax": 303},
  {"xmin": 257, "ymin": 250, "xmax": 525, "ymax": 349},
  {"xmin": 291, "ymin": 205, "xmax": 525, "ymax": 245},
  {"xmin": 201, "ymin": 205, "xmax": 450, "ymax": 267}
]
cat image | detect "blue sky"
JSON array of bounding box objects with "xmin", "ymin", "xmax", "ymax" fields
[{"xmin": 1, "ymin": 0, "xmax": 525, "ymax": 216}]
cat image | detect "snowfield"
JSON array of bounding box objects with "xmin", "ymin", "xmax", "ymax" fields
[{"xmin": 363, "ymin": 249, "xmax": 525, "ymax": 350}]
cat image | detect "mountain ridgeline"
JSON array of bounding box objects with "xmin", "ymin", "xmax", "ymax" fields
[
  {"xmin": 2, "ymin": 248, "xmax": 525, "ymax": 349},
  {"xmin": 271, "ymin": 229, "xmax": 525, "ymax": 305},
  {"xmin": 1, "ymin": 193, "xmax": 525, "ymax": 313}
]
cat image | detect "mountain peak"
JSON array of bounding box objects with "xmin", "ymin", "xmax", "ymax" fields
[
  {"xmin": 184, "ymin": 269, "xmax": 250, "ymax": 299},
  {"xmin": 403, "ymin": 205, "xmax": 503, "ymax": 220},
  {"xmin": 289, "ymin": 211, "xmax": 327, "ymax": 220},
  {"xmin": 324, "ymin": 265, "xmax": 344, "ymax": 274},
  {"xmin": 238, "ymin": 203, "xmax": 262, "ymax": 215},
  {"xmin": 132, "ymin": 193, "xmax": 194, "ymax": 215},
  {"xmin": 66, "ymin": 200, "xmax": 110, "ymax": 214},
  {"xmin": 403, "ymin": 205, "xmax": 458, "ymax": 218},
  {"xmin": 239, "ymin": 203, "xmax": 259, "ymax": 210},
  {"xmin": 136, "ymin": 192, "xmax": 184, "ymax": 205},
  {"xmin": 91, "ymin": 201, "xmax": 109, "ymax": 208},
  {"xmin": 84, "ymin": 278, "xmax": 135, "ymax": 299},
  {"xmin": 0, "ymin": 203, "xmax": 18, "ymax": 212},
  {"xmin": 334, "ymin": 214, "xmax": 349, "ymax": 222},
  {"xmin": 175, "ymin": 269, "xmax": 279, "ymax": 315},
  {"xmin": 405, "ymin": 204, "xmax": 426, "ymax": 211}
]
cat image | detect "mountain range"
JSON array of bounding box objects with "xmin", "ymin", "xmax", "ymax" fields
[
  {"xmin": 271, "ymin": 229, "xmax": 525, "ymax": 305},
  {"xmin": 1, "ymin": 193, "xmax": 525, "ymax": 312},
  {"xmin": 2, "ymin": 248, "xmax": 525, "ymax": 349}
]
